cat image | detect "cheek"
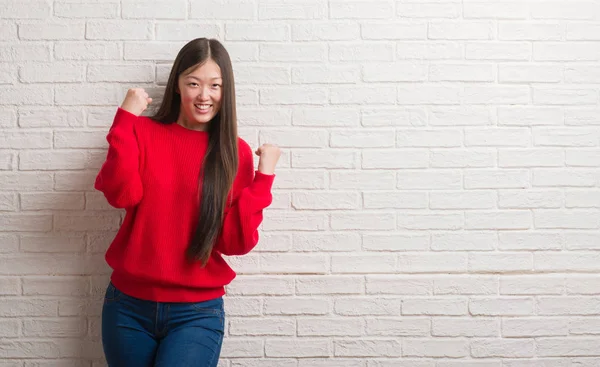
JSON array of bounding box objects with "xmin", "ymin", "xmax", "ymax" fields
[
  {"xmin": 180, "ymin": 90, "xmax": 193, "ymax": 102},
  {"xmin": 213, "ymin": 90, "xmax": 223, "ymax": 104}
]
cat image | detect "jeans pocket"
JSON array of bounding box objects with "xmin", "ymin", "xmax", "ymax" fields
[
  {"xmin": 103, "ymin": 282, "xmax": 123, "ymax": 303},
  {"xmin": 190, "ymin": 297, "xmax": 225, "ymax": 331}
]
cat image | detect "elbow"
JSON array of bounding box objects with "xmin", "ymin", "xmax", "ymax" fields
[
  {"xmin": 96, "ymin": 181, "xmax": 142, "ymax": 209},
  {"xmin": 217, "ymin": 234, "xmax": 258, "ymax": 257},
  {"xmin": 105, "ymin": 193, "xmax": 141, "ymax": 209}
]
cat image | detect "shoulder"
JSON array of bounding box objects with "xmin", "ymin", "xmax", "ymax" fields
[{"xmin": 137, "ymin": 115, "xmax": 163, "ymax": 129}]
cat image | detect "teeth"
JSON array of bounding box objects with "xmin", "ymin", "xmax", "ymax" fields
[{"xmin": 195, "ymin": 104, "xmax": 211, "ymax": 110}]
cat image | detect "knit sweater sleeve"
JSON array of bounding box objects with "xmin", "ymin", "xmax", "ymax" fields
[
  {"xmin": 214, "ymin": 141, "xmax": 275, "ymax": 256},
  {"xmin": 94, "ymin": 107, "xmax": 144, "ymax": 209}
]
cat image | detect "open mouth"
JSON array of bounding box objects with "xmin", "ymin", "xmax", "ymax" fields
[{"xmin": 194, "ymin": 104, "xmax": 212, "ymax": 113}]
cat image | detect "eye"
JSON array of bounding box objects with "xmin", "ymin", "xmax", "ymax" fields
[
  {"xmin": 188, "ymin": 82, "xmax": 198, "ymax": 87},
  {"xmin": 212, "ymin": 84, "xmax": 221, "ymax": 88}
]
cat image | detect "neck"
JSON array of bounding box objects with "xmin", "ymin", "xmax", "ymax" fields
[{"xmin": 176, "ymin": 115, "xmax": 208, "ymax": 132}]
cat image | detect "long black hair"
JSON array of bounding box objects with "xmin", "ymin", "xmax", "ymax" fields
[{"xmin": 152, "ymin": 38, "xmax": 238, "ymax": 266}]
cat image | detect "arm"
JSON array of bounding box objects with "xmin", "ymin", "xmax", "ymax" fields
[
  {"xmin": 94, "ymin": 107, "xmax": 144, "ymax": 209},
  {"xmin": 214, "ymin": 144, "xmax": 275, "ymax": 256}
]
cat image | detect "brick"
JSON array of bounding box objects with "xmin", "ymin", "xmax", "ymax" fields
[
  {"xmin": 361, "ymin": 108, "xmax": 426, "ymax": 127},
  {"xmin": 500, "ymin": 21, "xmax": 563, "ymax": 41},
  {"xmin": 260, "ymin": 1, "xmax": 326, "ymax": 20},
  {"xmin": 0, "ymin": 44, "xmax": 51, "ymax": 62},
  {"xmin": 265, "ymin": 339, "xmax": 329, "ymax": 357},
  {"xmin": 122, "ymin": 0, "xmax": 186, "ymax": 19},
  {"xmin": 330, "ymin": 1, "xmax": 394, "ymax": 19},
  {"xmin": 471, "ymin": 339, "xmax": 535, "ymax": 358},
  {"xmin": 470, "ymin": 298, "xmax": 534, "ymax": 316},
  {"xmin": 366, "ymin": 318, "xmax": 429, "ymax": 336},
  {"xmin": 537, "ymin": 338, "xmax": 600, "ymax": 357},
  {"xmin": 398, "ymin": 2, "xmax": 460, "ymax": 18},
  {"xmin": 464, "ymin": 86, "xmax": 530, "ymax": 104},
  {"xmin": 20, "ymin": 193, "xmax": 84, "ymax": 210},
  {"xmin": 260, "ymin": 254, "xmax": 328, "ymax": 274},
  {"xmin": 371, "ymin": 149, "xmax": 428, "ymax": 171},
  {"xmin": 430, "ymin": 149, "xmax": 495, "ymax": 168},
  {"xmin": 335, "ymin": 297, "xmax": 402, "ymax": 316},
  {"xmin": 260, "ymin": 87, "xmax": 327, "ymax": 105},
  {"xmin": 397, "ymin": 85, "xmax": 461, "ymax": 104},
  {"xmin": 402, "ymin": 298, "xmax": 467, "ymax": 316},
  {"xmin": 431, "ymin": 232, "xmax": 496, "ymax": 251},
  {"xmin": 265, "ymin": 297, "xmax": 329, "ymax": 315},
  {"xmin": 226, "ymin": 24, "xmax": 289, "ymax": 41},
  {"xmin": 331, "ymin": 86, "xmax": 396, "ymax": 105},
  {"xmin": 398, "ymin": 253, "xmax": 467, "ymax": 273},
  {"xmin": 469, "ymin": 253, "xmax": 533, "ymax": 272},
  {"xmin": 260, "ymin": 44, "xmax": 326, "ymax": 62},
  {"xmin": 86, "ymin": 20, "xmax": 152, "ymax": 40},
  {"xmin": 403, "ymin": 339, "xmax": 468, "ymax": 357},
  {"xmin": 18, "ymin": 21, "xmax": 84, "ymax": 40},
  {"xmin": 498, "ymin": 232, "xmax": 562, "ymax": 251},
  {"xmin": 396, "ymin": 42, "xmax": 464, "ymax": 60},
  {"xmin": 498, "ymin": 107, "xmax": 563, "ymax": 126},
  {"xmin": 226, "ymin": 276, "xmax": 294, "ymax": 296},
  {"xmin": 0, "ymin": 0, "xmax": 51, "ymax": 19},
  {"xmin": 464, "ymin": 2, "xmax": 528, "ymax": 19},
  {"xmin": 430, "ymin": 63, "xmax": 494, "ymax": 82},
  {"xmin": 332, "ymin": 254, "xmax": 396, "ymax": 273},
  {"xmin": 366, "ymin": 276, "xmax": 431, "ymax": 295},
  {"xmin": 360, "ymin": 21, "xmax": 427, "ymax": 40},
  {"xmin": 55, "ymin": 41, "xmax": 120, "ymax": 60},
  {"xmin": 498, "ymin": 189, "xmax": 563, "ymax": 208},
  {"xmin": 362, "ymin": 233, "xmax": 429, "ymax": 251},
  {"xmin": 54, "ymin": 1, "xmax": 118, "ymax": 18},
  {"xmin": 499, "ymin": 64, "xmax": 562, "ymax": 83},
  {"xmin": 293, "ymin": 65, "xmax": 359, "ymax": 84},
  {"xmin": 156, "ymin": 23, "xmax": 220, "ymax": 40},
  {"xmin": 293, "ymin": 22, "xmax": 358, "ymax": 41},
  {"xmin": 292, "ymin": 191, "xmax": 359, "ymax": 210},
  {"xmin": 363, "ymin": 191, "xmax": 427, "ymax": 209},
  {"xmin": 229, "ymin": 318, "xmax": 295, "ymax": 336},
  {"xmin": 23, "ymin": 318, "xmax": 86, "ymax": 337},
  {"xmin": 531, "ymin": 1, "xmax": 595, "ymax": 20},
  {"xmin": 190, "ymin": 0, "xmax": 254, "ymax": 20},
  {"xmin": 335, "ymin": 339, "xmax": 402, "ymax": 357},
  {"xmin": 329, "ymin": 43, "xmax": 394, "ymax": 62},
  {"xmin": 396, "ymin": 170, "xmax": 462, "ymax": 190},
  {"xmin": 298, "ymin": 318, "xmax": 363, "ymax": 336},
  {"xmin": 434, "ymin": 276, "xmax": 497, "ymax": 295},
  {"xmin": 87, "ymin": 64, "xmax": 154, "ymax": 83},
  {"xmin": 429, "ymin": 21, "xmax": 494, "ymax": 40},
  {"xmin": 466, "ymin": 211, "xmax": 532, "ymax": 230},
  {"xmin": 296, "ymin": 275, "xmax": 363, "ymax": 295}
]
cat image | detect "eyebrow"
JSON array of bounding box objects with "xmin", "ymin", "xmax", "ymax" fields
[{"xmin": 186, "ymin": 76, "xmax": 222, "ymax": 81}]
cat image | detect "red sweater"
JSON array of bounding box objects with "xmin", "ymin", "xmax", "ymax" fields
[{"xmin": 95, "ymin": 108, "xmax": 274, "ymax": 302}]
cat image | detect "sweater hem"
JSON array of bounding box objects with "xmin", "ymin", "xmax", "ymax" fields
[{"xmin": 110, "ymin": 271, "xmax": 226, "ymax": 303}]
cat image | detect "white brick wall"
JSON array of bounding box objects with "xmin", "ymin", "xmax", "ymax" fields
[{"xmin": 1, "ymin": 0, "xmax": 600, "ymax": 365}]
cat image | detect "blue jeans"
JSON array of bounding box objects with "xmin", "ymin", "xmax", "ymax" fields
[{"xmin": 101, "ymin": 282, "xmax": 225, "ymax": 367}]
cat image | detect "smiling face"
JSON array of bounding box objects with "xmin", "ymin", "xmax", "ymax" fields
[{"xmin": 176, "ymin": 58, "xmax": 223, "ymax": 131}]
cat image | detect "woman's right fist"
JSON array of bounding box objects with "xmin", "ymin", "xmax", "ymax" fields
[{"xmin": 121, "ymin": 88, "xmax": 152, "ymax": 116}]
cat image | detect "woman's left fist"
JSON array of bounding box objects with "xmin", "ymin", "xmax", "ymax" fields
[{"xmin": 255, "ymin": 143, "xmax": 281, "ymax": 175}]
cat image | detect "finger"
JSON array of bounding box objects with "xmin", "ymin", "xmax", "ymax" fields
[{"xmin": 147, "ymin": 97, "xmax": 152, "ymax": 104}]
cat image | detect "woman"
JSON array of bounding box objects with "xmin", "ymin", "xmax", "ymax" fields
[{"xmin": 95, "ymin": 38, "xmax": 280, "ymax": 366}]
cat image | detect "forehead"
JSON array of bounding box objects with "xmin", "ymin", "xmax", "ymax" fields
[{"xmin": 182, "ymin": 59, "xmax": 222, "ymax": 79}]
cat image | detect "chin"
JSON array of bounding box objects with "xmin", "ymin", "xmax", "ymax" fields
[{"xmin": 191, "ymin": 115, "xmax": 215, "ymax": 125}]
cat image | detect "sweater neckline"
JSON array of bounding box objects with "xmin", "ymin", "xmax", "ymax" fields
[{"xmin": 169, "ymin": 121, "xmax": 209, "ymax": 135}]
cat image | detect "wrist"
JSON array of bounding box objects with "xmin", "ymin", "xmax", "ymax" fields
[{"xmin": 257, "ymin": 163, "xmax": 275, "ymax": 175}]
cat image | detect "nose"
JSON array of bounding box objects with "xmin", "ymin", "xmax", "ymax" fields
[{"xmin": 197, "ymin": 86, "xmax": 210, "ymax": 101}]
